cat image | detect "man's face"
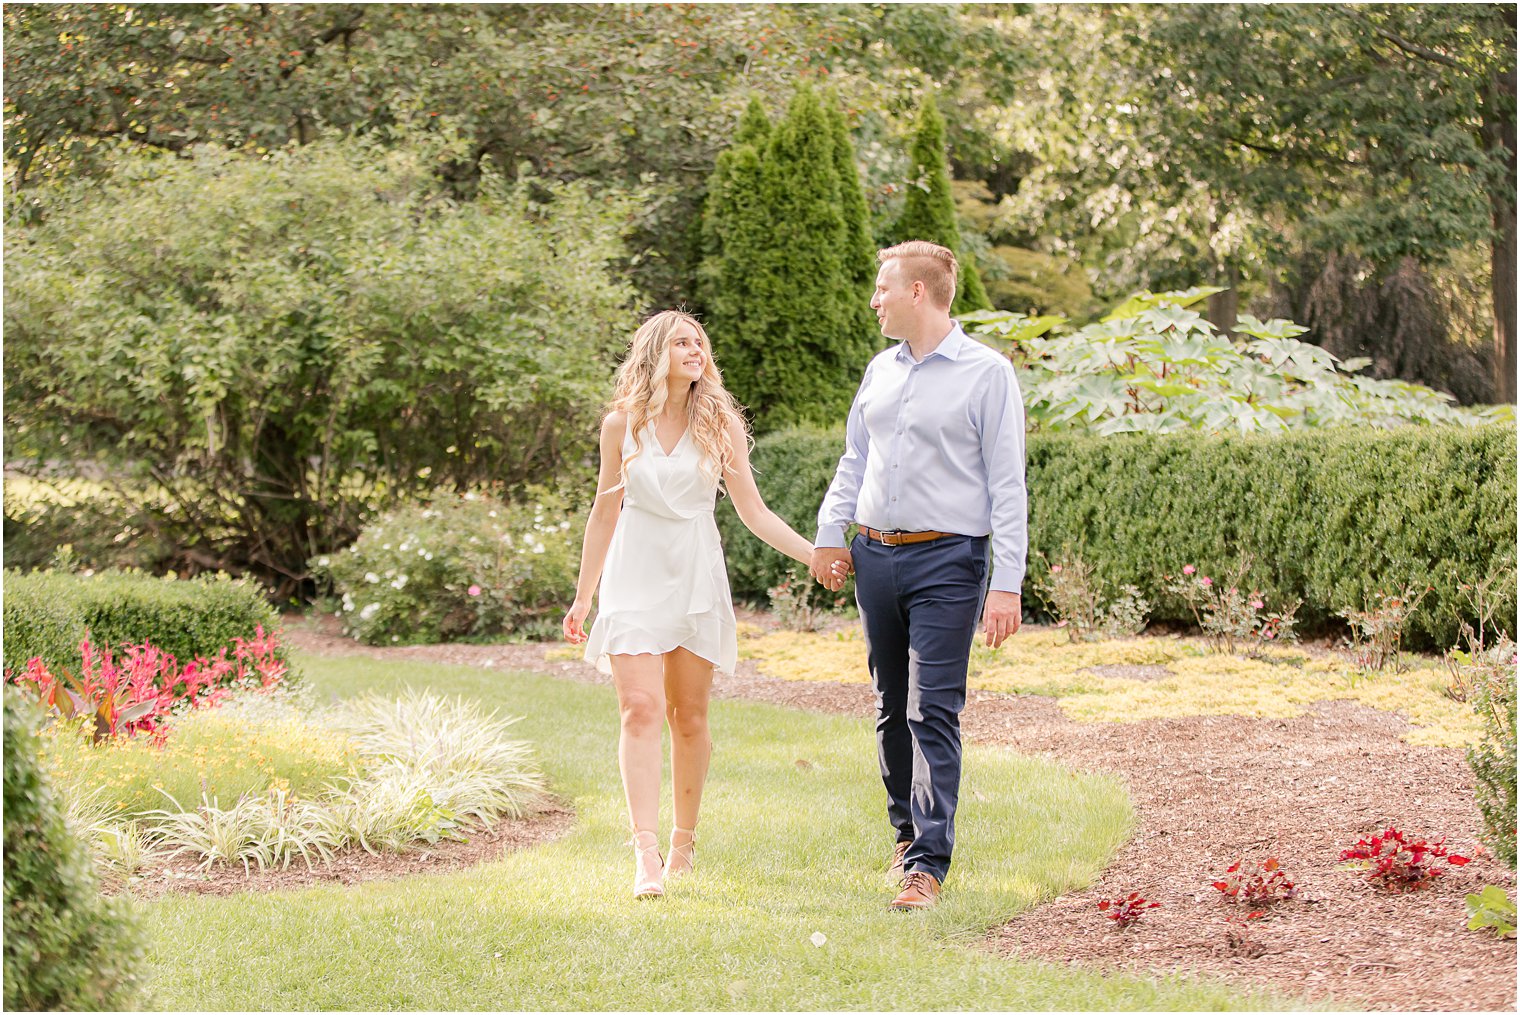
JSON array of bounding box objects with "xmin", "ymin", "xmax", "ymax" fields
[{"xmin": 870, "ymin": 261, "xmax": 915, "ymax": 340}]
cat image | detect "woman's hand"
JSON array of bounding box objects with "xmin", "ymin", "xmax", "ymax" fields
[{"xmin": 563, "ymin": 598, "xmax": 591, "ymax": 644}]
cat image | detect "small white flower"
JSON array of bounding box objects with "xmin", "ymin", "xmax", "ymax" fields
[
  {"xmin": 810, "ymin": 932, "xmax": 827, "ymax": 948},
  {"xmin": 317, "ymin": 556, "xmax": 330, "ymax": 567},
  {"xmin": 381, "ymin": 543, "xmax": 391, "ymax": 550},
  {"xmin": 487, "ymin": 510, "xmax": 497, "ymax": 518},
  {"xmin": 391, "ymin": 574, "xmax": 409, "ymax": 590},
  {"xmin": 365, "ymin": 572, "xmax": 379, "ymax": 584},
  {"xmin": 464, "ymin": 491, "xmax": 477, "ymax": 501},
  {"xmin": 359, "ymin": 603, "xmax": 380, "ymax": 620},
  {"xmin": 391, "ymin": 635, "xmax": 400, "ymax": 642},
  {"xmin": 531, "ymin": 540, "xmax": 546, "ymax": 554},
  {"xmin": 468, "ymin": 536, "xmax": 480, "ymax": 544},
  {"xmin": 418, "ymin": 548, "xmax": 427, "ymax": 556},
  {"xmin": 341, "ymin": 593, "xmax": 354, "ymax": 611},
  {"xmin": 424, "ymin": 552, "xmax": 434, "ymax": 560}
]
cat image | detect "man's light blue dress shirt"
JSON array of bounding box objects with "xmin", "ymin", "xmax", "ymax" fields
[{"xmin": 815, "ymin": 323, "xmax": 1029, "ymax": 594}]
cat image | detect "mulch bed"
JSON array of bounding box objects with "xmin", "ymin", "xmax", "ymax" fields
[{"xmin": 281, "ymin": 612, "xmax": 1516, "ymax": 1011}]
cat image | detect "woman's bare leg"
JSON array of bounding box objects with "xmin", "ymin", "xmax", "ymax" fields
[
  {"xmin": 664, "ymin": 646, "xmax": 714, "ymax": 872},
  {"xmin": 610, "ymin": 653, "xmax": 667, "ymax": 836}
]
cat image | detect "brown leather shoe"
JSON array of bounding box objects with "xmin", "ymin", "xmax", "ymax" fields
[
  {"xmin": 887, "ymin": 840, "xmax": 912, "ymax": 884},
  {"xmin": 890, "ymin": 870, "xmax": 941, "ymax": 910}
]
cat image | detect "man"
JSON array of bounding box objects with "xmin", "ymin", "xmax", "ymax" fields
[{"xmin": 810, "ymin": 240, "xmax": 1027, "ymax": 911}]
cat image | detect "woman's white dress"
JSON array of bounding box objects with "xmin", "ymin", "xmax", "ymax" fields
[{"xmin": 584, "ymin": 422, "xmax": 738, "ymax": 674}]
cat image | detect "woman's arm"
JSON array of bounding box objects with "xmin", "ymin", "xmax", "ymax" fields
[
  {"xmin": 563, "ymin": 412, "xmax": 627, "ymax": 643},
  {"xmin": 722, "ymin": 415, "xmax": 830, "ymax": 568}
]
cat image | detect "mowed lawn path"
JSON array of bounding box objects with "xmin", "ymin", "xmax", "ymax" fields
[{"xmin": 139, "ymin": 655, "xmax": 1297, "ymax": 1010}]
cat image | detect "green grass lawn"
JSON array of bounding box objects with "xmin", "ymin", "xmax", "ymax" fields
[{"xmin": 136, "ymin": 654, "xmax": 1300, "ymax": 1010}]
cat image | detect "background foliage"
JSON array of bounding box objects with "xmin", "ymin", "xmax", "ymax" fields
[
  {"xmin": 312, "ymin": 491, "xmax": 579, "ymax": 645},
  {"xmin": 2, "ymin": 570, "xmax": 282, "ymax": 677},
  {"xmin": 3, "ymin": 693, "xmax": 144, "ymax": 1011},
  {"xmin": 723, "ymin": 422, "xmax": 1517, "ymax": 651},
  {"xmin": 5, "ymin": 140, "xmax": 634, "ymax": 590}
]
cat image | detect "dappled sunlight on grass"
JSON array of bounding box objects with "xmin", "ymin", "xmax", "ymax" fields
[{"xmin": 740, "ymin": 625, "xmax": 1480, "ymax": 747}]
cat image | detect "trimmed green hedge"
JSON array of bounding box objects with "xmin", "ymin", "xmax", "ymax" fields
[
  {"xmin": 4, "ymin": 692, "xmax": 143, "ymax": 1010},
  {"xmin": 719, "ymin": 423, "xmax": 1517, "ymax": 650},
  {"xmin": 2, "ymin": 570, "xmax": 284, "ymax": 675}
]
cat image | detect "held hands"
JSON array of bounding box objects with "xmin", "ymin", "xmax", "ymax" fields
[
  {"xmin": 562, "ymin": 598, "xmax": 591, "ymax": 644},
  {"xmin": 809, "ymin": 547, "xmax": 853, "ymax": 592},
  {"xmin": 981, "ymin": 591, "xmax": 1021, "ymax": 649}
]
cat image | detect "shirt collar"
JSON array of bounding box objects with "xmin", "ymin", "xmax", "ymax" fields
[{"xmin": 894, "ymin": 322, "xmax": 969, "ymax": 364}]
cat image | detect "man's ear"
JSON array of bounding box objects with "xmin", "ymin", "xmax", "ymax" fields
[{"xmin": 911, "ymin": 280, "xmax": 925, "ymax": 305}]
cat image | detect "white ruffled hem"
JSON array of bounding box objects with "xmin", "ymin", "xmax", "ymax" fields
[{"xmin": 584, "ymin": 611, "xmax": 736, "ymax": 675}]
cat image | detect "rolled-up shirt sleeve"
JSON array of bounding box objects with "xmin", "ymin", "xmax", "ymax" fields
[
  {"xmin": 815, "ymin": 364, "xmax": 873, "ymax": 548},
  {"xmin": 978, "ymin": 364, "xmax": 1028, "ymax": 593}
]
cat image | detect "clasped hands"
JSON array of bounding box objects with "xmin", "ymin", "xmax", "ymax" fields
[{"xmin": 807, "ymin": 546, "xmax": 1022, "ymax": 648}]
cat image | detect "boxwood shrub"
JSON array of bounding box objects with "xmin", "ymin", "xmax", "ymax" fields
[
  {"xmin": 4, "ymin": 692, "xmax": 143, "ymax": 1010},
  {"xmin": 718, "ymin": 423, "xmax": 1516, "ymax": 650},
  {"xmin": 1, "ymin": 569, "xmax": 283, "ymax": 676}
]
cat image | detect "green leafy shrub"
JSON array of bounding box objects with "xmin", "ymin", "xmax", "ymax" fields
[
  {"xmin": 964, "ymin": 294, "xmax": 1512, "ymax": 433},
  {"xmin": 313, "ymin": 490, "xmax": 577, "ymax": 645},
  {"xmin": 3, "ymin": 693, "xmax": 143, "ymax": 1011},
  {"xmin": 4, "ymin": 139, "xmax": 636, "ymax": 588},
  {"xmin": 1, "ymin": 569, "xmax": 284, "ymax": 677},
  {"xmin": 724, "ymin": 423, "xmax": 1516, "ymax": 650},
  {"xmin": 718, "ymin": 426, "xmax": 853, "ymax": 603}
]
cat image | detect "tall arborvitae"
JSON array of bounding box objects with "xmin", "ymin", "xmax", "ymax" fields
[
  {"xmin": 698, "ymin": 97, "xmax": 771, "ymax": 324},
  {"xmin": 892, "ymin": 94, "xmax": 993, "ymax": 314},
  {"xmin": 827, "ymin": 95, "xmax": 881, "ymax": 342},
  {"xmin": 700, "ymin": 86, "xmax": 877, "ymax": 432}
]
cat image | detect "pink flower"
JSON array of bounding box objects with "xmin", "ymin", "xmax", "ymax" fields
[
  {"xmin": 1050, "ymin": 565, "xmax": 1063, "ymax": 574},
  {"xmin": 1200, "ymin": 577, "xmax": 1213, "ymax": 587},
  {"xmin": 1250, "ymin": 600, "xmax": 1264, "ymax": 610},
  {"xmin": 1182, "ymin": 565, "xmax": 1196, "ymax": 575},
  {"xmin": 468, "ymin": 585, "xmax": 482, "ymax": 597}
]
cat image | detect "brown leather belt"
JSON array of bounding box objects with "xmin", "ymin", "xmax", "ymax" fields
[{"xmin": 859, "ymin": 526, "xmax": 956, "ymax": 546}]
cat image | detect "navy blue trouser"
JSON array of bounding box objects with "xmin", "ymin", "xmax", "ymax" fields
[{"xmin": 852, "ymin": 532, "xmax": 989, "ymax": 884}]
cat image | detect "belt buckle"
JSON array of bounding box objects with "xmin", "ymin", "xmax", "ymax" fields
[{"xmin": 878, "ymin": 528, "xmax": 903, "ymax": 546}]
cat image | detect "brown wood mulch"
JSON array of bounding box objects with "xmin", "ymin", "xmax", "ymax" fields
[{"xmin": 276, "ymin": 612, "xmax": 1516, "ymax": 1012}]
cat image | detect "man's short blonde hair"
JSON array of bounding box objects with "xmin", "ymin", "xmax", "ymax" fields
[{"xmin": 878, "ymin": 240, "xmax": 958, "ymax": 309}]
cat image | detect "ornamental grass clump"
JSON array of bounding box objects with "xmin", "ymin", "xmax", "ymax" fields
[{"xmin": 330, "ymin": 689, "xmax": 545, "ymax": 823}]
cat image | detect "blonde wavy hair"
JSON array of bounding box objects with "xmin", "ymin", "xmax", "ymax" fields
[{"xmin": 607, "ymin": 310, "xmax": 747, "ymax": 486}]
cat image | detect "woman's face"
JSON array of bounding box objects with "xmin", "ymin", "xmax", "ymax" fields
[{"xmin": 666, "ymin": 320, "xmax": 707, "ymax": 385}]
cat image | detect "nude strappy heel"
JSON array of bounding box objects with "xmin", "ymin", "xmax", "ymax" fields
[
  {"xmin": 665, "ymin": 826, "xmax": 697, "ymax": 879},
  {"xmin": 630, "ymin": 829, "xmax": 664, "ymax": 899}
]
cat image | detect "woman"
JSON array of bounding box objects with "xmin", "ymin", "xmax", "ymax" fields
[{"xmin": 563, "ymin": 310, "xmax": 839, "ymax": 899}]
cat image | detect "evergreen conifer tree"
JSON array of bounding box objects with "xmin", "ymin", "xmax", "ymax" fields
[
  {"xmin": 699, "ymin": 86, "xmax": 876, "ymax": 432},
  {"xmin": 827, "ymin": 96, "xmax": 882, "ymax": 342},
  {"xmin": 893, "ymin": 94, "xmax": 993, "ymax": 314}
]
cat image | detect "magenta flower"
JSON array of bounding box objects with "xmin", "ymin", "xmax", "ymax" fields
[
  {"xmin": 1182, "ymin": 565, "xmax": 1196, "ymax": 575},
  {"xmin": 1200, "ymin": 577, "xmax": 1213, "ymax": 588},
  {"xmin": 1050, "ymin": 565, "xmax": 1063, "ymax": 574},
  {"xmin": 468, "ymin": 584, "xmax": 482, "ymax": 597}
]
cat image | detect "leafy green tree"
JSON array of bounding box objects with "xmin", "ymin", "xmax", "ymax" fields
[
  {"xmin": 701, "ymin": 87, "xmax": 877, "ymax": 432},
  {"xmin": 891, "ymin": 94, "xmax": 992, "ymax": 313},
  {"xmin": 4, "ymin": 139, "xmax": 636, "ymax": 592},
  {"xmin": 1001, "ymin": 4, "xmax": 1514, "ymax": 401}
]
